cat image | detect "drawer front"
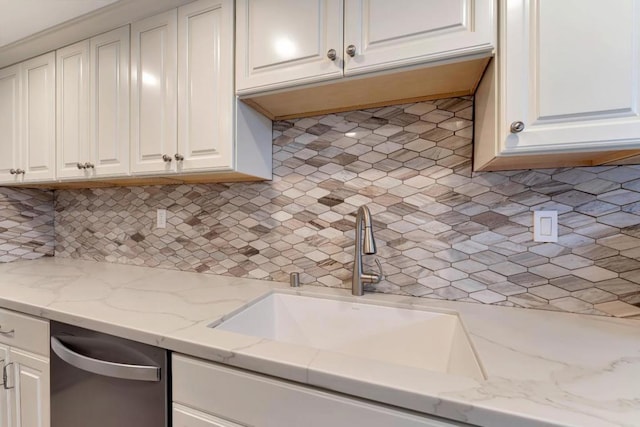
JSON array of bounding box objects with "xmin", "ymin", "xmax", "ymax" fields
[
  {"xmin": 0, "ymin": 308, "xmax": 49, "ymax": 356},
  {"xmin": 173, "ymin": 404, "xmax": 245, "ymax": 427},
  {"xmin": 172, "ymin": 354, "xmax": 464, "ymax": 427}
]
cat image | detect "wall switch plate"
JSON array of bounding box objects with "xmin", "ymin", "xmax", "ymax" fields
[
  {"xmin": 533, "ymin": 211, "xmax": 558, "ymax": 242},
  {"xmin": 156, "ymin": 209, "xmax": 167, "ymax": 229}
]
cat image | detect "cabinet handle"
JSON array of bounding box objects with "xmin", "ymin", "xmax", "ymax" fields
[
  {"xmin": 162, "ymin": 154, "xmax": 172, "ymax": 162},
  {"xmin": 346, "ymin": 45, "xmax": 357, "ymax": 57},
  {"xmin": 510, "ymin": 121, "xmax": 525, "ymax": 133},
  {"xmin": 10, "ymin": 169, "xmax": 24, "ymax": 175},
  {"xmin": 327, "ymin": 49, "xmax": 337, "ymax": 61},
  {"xmin": 2, "ymin": 362, "xmax": 13, "ymax": 390},
  {"xmin": 174, "ymin": 154, "xmax": 184, "ymax": 161},
  {"xmin": 84, "ymin": 162, "xmax": 95, "ymax": 169},
  {"xmin": 0, "ymin": 327, "xmax": 15, "ymax": 336},
  {"xmin": 77, "ymin": 162, "xmax": 87, "ymax": 170}
]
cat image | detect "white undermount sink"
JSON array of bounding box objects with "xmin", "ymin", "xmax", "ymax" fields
[{"xmin": 212, "ymin": 293, "xmax": 485, "ymax": 381}]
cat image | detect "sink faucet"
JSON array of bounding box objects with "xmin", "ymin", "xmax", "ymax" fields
[{"xmin": 352, "ymin": 205, "xmax": 383, "ymax": 296}]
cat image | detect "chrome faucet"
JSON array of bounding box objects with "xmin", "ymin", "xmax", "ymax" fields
[{"xmin": 352, "ymin": 205, "xmax": 383, "ymax": 296}]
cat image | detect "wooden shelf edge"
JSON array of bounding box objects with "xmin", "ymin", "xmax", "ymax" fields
[{"xmin": 3, "ymin": 172, "xmax": 270, "ymax": 190}]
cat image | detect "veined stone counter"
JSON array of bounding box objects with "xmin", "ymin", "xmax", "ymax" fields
[{"xmin": 0, "ymin": 258, "xmax": 637, "ymax": 427}]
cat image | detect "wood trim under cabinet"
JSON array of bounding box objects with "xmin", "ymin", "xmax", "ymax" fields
[{"xmin": 242, "ymin": 57, "xmax": 491, "ymax": 121}]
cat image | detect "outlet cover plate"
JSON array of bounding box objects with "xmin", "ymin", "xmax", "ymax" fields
[{"xmin": 533, "ymin": 211, "xmax": 558, "ymax": 243}]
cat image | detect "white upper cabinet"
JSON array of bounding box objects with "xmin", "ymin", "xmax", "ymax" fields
[
  {"xmin": 236, "ymin": 0, "xmax": 495, "ymax": 94},
  {"xmin": 129, "ymin": 0, "xmax": 272, "ymax": 179},
  {"xmin": 57, "ymin": 27, "xmax": 130, "ymax": 180},
  {"xmin": 0, "ymin": 65, "xmax": 21, "ymax": 185},
  {"xmin": 344, "ymin": 0, "xmax": 495, "ymax": 75},
  {"xmin": 177, "ymin": 0, "xmax": 234, "ymax": 172},
  {"xmin": 131, "ymin": 10, "xmax": 178, "ymax": 175},
  {"xmin": 90, "ymin": 26, "xmax": 130, "ymax": 178},
  {"xmin": 475, "ymin": 0, "xmax": 640, "ymax": 170},
  {"xmin": 57, "ymin": 40, "xmax": 90, "ymax": 180},
  {"xmin": 235, "ymin": 0, "xmax": 343, "ymax": 93},
  {"xmin": 20, "ymin": 53, "xmax": 56, "ymax": 183}
]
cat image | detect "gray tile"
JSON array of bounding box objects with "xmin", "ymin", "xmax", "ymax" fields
[
  {"xmin": 508, "ymin": 272, "xmax": 548, "ymax": 288},
  {"xmin": 575, "ymin": 179, "xmax": 620, "ymax": 195},
  {"xmin": 550, "ymin": 276, "xmax": 595, "ymax": 292}
]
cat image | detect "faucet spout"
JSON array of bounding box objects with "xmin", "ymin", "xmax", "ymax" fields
[{"xmin": 352, "ymin": 206, "xmax": 383, "ymax": 296}]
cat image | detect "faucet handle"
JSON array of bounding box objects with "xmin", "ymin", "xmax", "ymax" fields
[{"xmin": 361, "ymin": 259, "xmax": 383, "ymax": 285}]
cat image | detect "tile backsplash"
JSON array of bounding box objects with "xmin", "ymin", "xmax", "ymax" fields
[
  {"xmin": 54, "ymin": 97, "xmax": 640, "ymax": 318},
  {"xmin": 0, "ymin": 187, "xmax": 54, "ymax": 262}
]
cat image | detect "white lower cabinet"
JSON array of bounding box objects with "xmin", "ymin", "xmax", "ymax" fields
[
  {"xmin": 172, "ymin": 354, "xmax": 466, "ymax": 427},
  {"xmin": 0, "ymin": 344, "xmax": 10, "ymax": 427},
  {"xmin": 8, "ymin": 349, "xmax": 49, "ymax": 427},
  {"xmin": 0, "ymin": 309, "xmax": 49, "ymax": 427}
]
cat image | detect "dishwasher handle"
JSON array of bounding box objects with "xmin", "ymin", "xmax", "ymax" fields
[{"xmin": 51, "ymin": 336, "xmax": 161, "ymax": 382}]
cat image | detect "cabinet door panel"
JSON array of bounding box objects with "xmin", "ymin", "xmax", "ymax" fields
[
  {"xmin": 177, "ymin": 0, "xmax": 233, "ymax": 172},
  {"xmin": 21, "ymin": 53, "xmax": 56, "ymax": 183},
  {"xmin": 236, "ymin": 0, "xmax": 343, "ymax": 94},
  {"xmin": 0, "ymin": 65, "xmax": 21, "ymax": 184},
  {"xmin": 57, "ymin": 41, "xmax": 91, "ymax": 180},
  {"xmin": 9, "ymin": 349, "xmax": 49, "ymax": 427},
  {"xmin": 502, "ymin": 0, "xmax": 640, "ymax": 154},
  {"xmin": 131, "ymin": 10, "xmax": 178, "ymax": 175},
  {"xmin": 90, "ymin": 26, "xmax": 130, "ymax": 177},
  {"xmin": 0, "ymin": 345, "xmax": 11, "ymax": 427},
  {"xmin": 344, "ymin": 0, "xmax": 495, "ymax": 75}
]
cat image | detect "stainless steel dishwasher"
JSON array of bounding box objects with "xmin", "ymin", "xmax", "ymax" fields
[{"xmin": 50, "ymin": 321, "xmax": 169, "ymax": 427}]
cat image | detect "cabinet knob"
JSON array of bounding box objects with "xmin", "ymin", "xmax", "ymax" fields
[
  {"xmin": 77, "ymin": 162, "xmax": 86, "ymax": 170},
  {"xmin": 327, "ymin": 49, "xmax": 337, "ymax": 61},
  {"xmin": 510, "ymin": 121, "xmax": 525, "ymax": 133},
  {"xmin": 9, "ymin": 169, "xmax": 16, "ymax": 175},
  {"xmin": 162, "ymin": 154, "xmax": 173, "ymax": 162},
  {"xmin": 174, "ymin": 154, "xmax": 184, "ymax": 161},
  {"xmin": 346, "ymin": 45, "xmax": 357, "ymax": 57},
  {"xmin": 14, "ymin": 169, "xmax": 25, "ymax": 175},
  {"xmin": 84, "ymin": 162, "xmax": 95, "ymax": 169}
]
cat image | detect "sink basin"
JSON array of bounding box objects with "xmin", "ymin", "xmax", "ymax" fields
[{"xmin": 213, "ymin": 293, "xmax": 484, "ymax": 381}]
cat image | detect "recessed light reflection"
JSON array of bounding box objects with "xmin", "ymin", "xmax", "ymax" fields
[
  {"xmin": 274, "ymin": 37, "xmax": 296, "ymax": 59},
  {"xmin": 142, "ymin": 72, "xmax": 159, "ymax": 87}
]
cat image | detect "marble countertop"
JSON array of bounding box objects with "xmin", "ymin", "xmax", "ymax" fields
[{"xmin": 0, "ymin": 258, "xmax": 638, "ymax": 427}]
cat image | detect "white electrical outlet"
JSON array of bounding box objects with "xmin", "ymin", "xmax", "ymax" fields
[
  {"xmin": 157, "ymin": 209, "xmax": 167, "ymax": 229},
  {"xmin": 533, "ymin": 211, "xmax": 558, "ymax": 242}
]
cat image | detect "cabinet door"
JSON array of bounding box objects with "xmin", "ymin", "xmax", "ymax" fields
[
  {"xmin": 131, "ymin": 10, "xmax": 178, "ymax": 175},
  {"xmin": 8, "ymin": 349, "xmax": 49, "ymax": 427},
  {"xmin": 235, "ymin": 0, "xmax": 343, "ymax": 94},
  {"xmin": 173, "ymin": 404, "xmax": 245, "ymax": 427},
  {"xmin": 57, "ymin": 41, "xmax": 91, "ymax": 180},
  {"xmin": 90, "ymin": 26, "xmax": 130, "ymax": 178},
  {"xmin": 500, "ymin": 0, "xmax": 640, "ymax": 155},
  {"xmin": 0, "ymin": 65, "xmax": 22, "ymax": 185},
  {"xmin": 344, "ymin": 0, "xmax": 495, "ymax": 75},
  {"xmin": 20, "ymin": 53, "xmax": 56, "ymax": 183},
  {"xmin": 177, "ymin": 0, "xmax": 233, "ymax": 172},
  {"xmin": 0, "ymin": 345, "xmax": 11, "ymax": 427}
]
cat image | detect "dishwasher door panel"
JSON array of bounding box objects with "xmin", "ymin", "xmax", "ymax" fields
[{"xmin": 50, "ymin": 322, "xmax": 169, "ymax": 427}]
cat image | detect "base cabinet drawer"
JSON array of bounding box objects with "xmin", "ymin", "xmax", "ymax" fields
[
  {"xmin": 172, "ymin": 354, "xmax": 466, "ymax": 427},
  {"xmin": 0, "ymin": 308, "xmax": 49, "ymax": 357},
  {"xmin": 173, "ymin": 404, "xmax": 244, "ymax": 427}
]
